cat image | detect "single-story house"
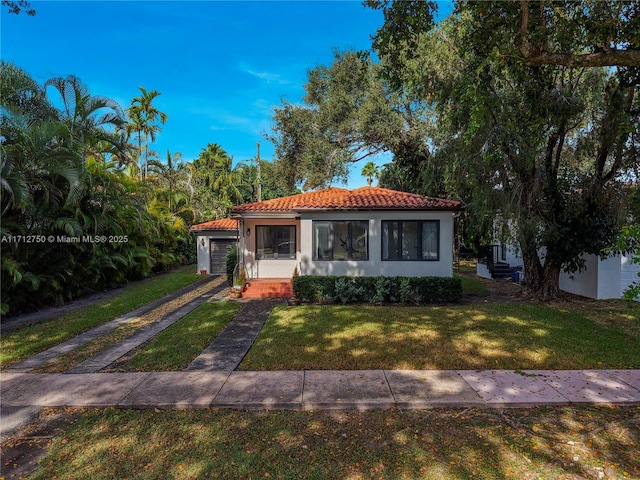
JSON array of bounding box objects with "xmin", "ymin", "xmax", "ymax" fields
[
  {"xmin": 191, "ymin": 187, "xmax": 463, "ymax": 280},
  {"xmin": 189, "ymin": 218, "xmax": 239, "ymax": 275}
]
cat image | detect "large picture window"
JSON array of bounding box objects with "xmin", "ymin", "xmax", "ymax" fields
[
  {"xmin": 313, "ymin": 221, "xmax": 368, "ymax": 261},
  {"xmin": 382, "ymin": 220, "xmax": 439, "ymax": 261},
  {"xmin": 256, "ymin": 225, "xmax": 296, "ymax": 260}
]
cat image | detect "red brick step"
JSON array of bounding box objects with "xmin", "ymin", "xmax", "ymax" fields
[{"xmin": 242, "ymin": 279, "xmax": 293, "ymax": 299}]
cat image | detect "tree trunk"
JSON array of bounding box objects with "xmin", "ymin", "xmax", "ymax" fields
[{"xmin": 521, "ymin": 246, "xmax": 561, "ymax": 300}]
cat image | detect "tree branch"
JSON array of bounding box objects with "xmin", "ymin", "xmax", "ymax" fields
[{"xmin": 523, "ymin": 49, "xmax": 640, "ymax": 68}]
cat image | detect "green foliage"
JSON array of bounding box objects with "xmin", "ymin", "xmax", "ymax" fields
[
  {"xmin": 292, "ymin": 276, "xmax": 337, "ymax": 303},
  {"xmin": 372, "ymin": 276, "xmax": 392, "ymax": 303},
  {"xmin": 334, "ymin": 277, "xmax": 367, "ymax": 305},
  {"xmin": 225, "ymin": 244, "xmax": 238, "ymax": 286},
  {"xmin": 608, "ymin": 224, "xmax": 640, "ymax": 300},
  {"xmin": 360, "ymin": 161, "xmax": 379, "ymax": 186},
  {"xmin": 0, "ymin": 65, "xmax": 195, "ymax": 315},
  {"xmin": 292, "ymin": 275, "xmax": 462, "ymax": 304},
  {"xmin": 357, "ymin": 1, "xmax": 640, "ymax": 298}
]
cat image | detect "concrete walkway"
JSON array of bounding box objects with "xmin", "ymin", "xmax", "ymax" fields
[
  {"xmin": 187, "ymin": 299, "xmax": 283, "ymax": 372},
  {"xmin": 66, "ymin": 282, "xmax": 228, "ymax": 373},
  {"xmin": 2, "ymin": 369, "xmax": 639, "ymax": 412},
  {"xmin": 5, "ymin": 276, "xmax": 223, "ymax": 373}
]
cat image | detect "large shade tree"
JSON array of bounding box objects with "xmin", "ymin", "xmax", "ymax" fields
[
  {"xmin": 366, "ymin": 0, "xmax": 640, "ymax": 298},
  {"xmin": 268, "ymin": 49, "xmax": 441, "ymax": 191}
]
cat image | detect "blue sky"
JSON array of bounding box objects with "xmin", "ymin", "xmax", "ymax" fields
[{"xmin": 2, "ymin": 1, "xmax": 450, "ymax": 189}]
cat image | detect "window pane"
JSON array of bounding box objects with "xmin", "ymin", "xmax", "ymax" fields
[
  {"xmin": 422, "ymin": 222, "xmax": 439, "ymax": 260},
  {"xmin": 277, "ymin": 226, "xmax": 295, "ymax": 259},
  {"xmin": 402, "ymin": 221, "xmax": 419, "ymax": 260},
  {"xmin": 314, "ymin": 222, "xmax": 330, "ymax": 260},
  {"xmin": 351, "ymin": 221, "xmax": 368, "ymax": 260},
  {"xmin": 382, "ymin": 221, "xmax": 400, "ymax": 260},
  {"xmin": 256, "ymin": 225, "xmax": 296, "ymax": 259},
  {"xmin": 332, "ymin": 222, "xmax": 349, "ymax": 260},
  {"xmin": 256, "ymin": 226, "xmax": 274, "ymax": 259}
]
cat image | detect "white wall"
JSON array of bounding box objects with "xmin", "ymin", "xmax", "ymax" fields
[
  {"xmin": 476, "ymin": 262, "xmax": 492, "ymax": 279},
  {"xmin": 298, "ymin": 211, "xmax": 455, "ymax": 278},
  {"xmin": 194, "ymin": 231, "xmax": 238, "ymax": 275},
  {"xmin": 559, "ymin": 254, "xmax": 622, "ymax": 300},
  {"xmin": 621, "ymin": 254, "xmax": 640, "ymax": 301},
  {"xmin": 241, "ymin": 217, "xmax": 300, "ymax": 279}
]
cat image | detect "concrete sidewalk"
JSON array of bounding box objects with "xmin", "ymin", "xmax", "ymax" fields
[{"xmin": 2, "ymin": 369, "xmax": 639, "ymax": 414}]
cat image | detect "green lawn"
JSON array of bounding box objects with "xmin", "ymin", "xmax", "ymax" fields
[
  {"xmin": 27, "ymin": 406, "xmax": 640, "ymax": 480},
  {"xmin": 0, "ymin": 266, "xmax": 203, "ymax": 369},
  {"xmin": 240, "ymin": 301, "xmax": 640, "ymax": 370},
  {"xmin": 117, "ymin": 302, "xmax": 242, "ymax": 371},
  {"xmin": 455, "ymin": 274, "xmax": 489, "ymax": 294}
]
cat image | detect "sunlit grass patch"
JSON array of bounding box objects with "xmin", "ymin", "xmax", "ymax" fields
[
  {"xmin": 0, "ymin": 267, "xmax": 203, "ymax": 369},
  {"xmin": 240, "ymin": 302, "xmax": 639, "ymax": 370}
]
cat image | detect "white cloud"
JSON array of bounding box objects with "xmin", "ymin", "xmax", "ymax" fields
[{"xmin": 239, "ymin": 62, "xmax": 290, "ymax": 85}]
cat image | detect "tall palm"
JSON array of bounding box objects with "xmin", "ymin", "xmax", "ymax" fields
[
  {"xmin": 126, "ymin": 86, "xmax": 167, "ymax": 180},
  {"xmin": 196, "ymin": 143, "xmax": 242, "ymax": 204},
  {"xmin": 44, "ymin": 75, "xmax": 126, "ymax": 161},
  {"xmin": 148, "ymin": 149, "xmax": 186, "ymax": 212},
  {"xmin": 361, "ymin": 161, "xmax": 380, "ymax": 187}
]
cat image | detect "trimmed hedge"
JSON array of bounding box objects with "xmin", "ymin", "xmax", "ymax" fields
[{"xmin": 292, "ymin": 275, "xmax": 462, "ymax": 304}]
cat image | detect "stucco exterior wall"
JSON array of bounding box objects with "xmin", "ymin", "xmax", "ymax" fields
[
  {"xmin": 621, "ymin": 254, "xmax": 640, "ymax": 301},
  {"xmin": 194, "ymin": 230, "xmax": 238, "ymax": 275},
  {"xmin": 559, "ymin": 254, "xmax": 622, "ymax": 300},
  {"xmin": 241, "ymin": 217, "xmax": 300, "ymax": 279},
  {"xmin": 298, "ymin": 211, "xmax": 455, "ymax": 278},
  {"xmin": 238, "ymin": 211, "xmax": 456, "ymax": 279}
]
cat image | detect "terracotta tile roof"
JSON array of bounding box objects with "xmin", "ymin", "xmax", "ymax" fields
[
  {"xmin": 189, "ymin": 218, "xmax": 239, "ymax": 232},
  {"xmin": 232, "ymin": 187, "xmax": 463, "ymax": 213}
]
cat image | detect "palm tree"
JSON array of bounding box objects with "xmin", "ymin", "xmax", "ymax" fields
[
  {"xmin": 148, "ymin": 149, "xmax": 185, "ymax": 212},
  {"xmin": 126, "ymin": 86, "xmax": 167, "ymax": 180},
  {"xmin": 195, "ymin": 143, "xmax": 243, "ymax": 204},
  {"xmin": 44, "ymin": 76, "xmax": 126, "ymax": 157},
  {"xmin": 361, "ymin": 161, "xmax": 380, "ymax": 186}
]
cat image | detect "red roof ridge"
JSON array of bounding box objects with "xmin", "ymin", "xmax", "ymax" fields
[
  {"xmin": 189, "ymin": 218, "xmax": 239, "ymax": 232},
  {"xmin": 232, "ymin": 187, "xmax": 462, "ymax": 213}
]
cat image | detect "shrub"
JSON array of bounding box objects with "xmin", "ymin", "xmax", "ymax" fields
[
  {"xmin": 372, "ymin": 276, "xmax": 393, "ymax": 303},
  {"xmin": 334, "ymin": 277, "xmax": 367, "ymax": 304},
  {"xmin": 292, "ymin": 275, "xmax": 462, "ymax": 304},
  {"xmin": 225, "ymin": 245, "xmax": 237, "ymax": 286},
  {"xmin": 397, "ymin": 277, "xmax": 421, "ymax": 305},
  {"xmin": 292, "ymin": 276, "xmax": 336, "ymax": 303}
]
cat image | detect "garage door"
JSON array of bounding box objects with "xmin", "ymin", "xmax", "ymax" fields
[{"xmin": 210, "ymin": 240, "xmax": 235, "ymax": 275}]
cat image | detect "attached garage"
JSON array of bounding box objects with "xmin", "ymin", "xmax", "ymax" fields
[{"xmin": 189, "ymin": 218, "xmax": 239, "ymax": 275}]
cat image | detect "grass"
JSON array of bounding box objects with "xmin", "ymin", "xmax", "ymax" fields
[
  {"xmin": 455, "ymin": 274, "xmax": 489, "ymax": 294},
  {"xmin": 0, "ymin": 266, "xmax": 204, "ymax": 369},
  {"xmin": 114, "ymin": 302, "xmax": 242, "ymax": 371},
  {"xmin": 25, "ymin": 406, "xmax": 640, "ymax": 480},
  {"xmin": 240, "ymin": 301, "xmax": 640, "ymax": 370}
]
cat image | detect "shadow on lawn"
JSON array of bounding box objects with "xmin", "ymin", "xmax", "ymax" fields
[
  {"xmin": 242, "ymin": 303, "xmax": 640, "ymax": 370},
  {"xmin": 27, "ymin": 406, "xmax": 640, "ymax": 479}
]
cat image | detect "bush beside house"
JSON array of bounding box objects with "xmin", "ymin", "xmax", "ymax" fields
[{"xmin": 292, "ymin": 275, "xmax": 462, "ymax": 305}]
